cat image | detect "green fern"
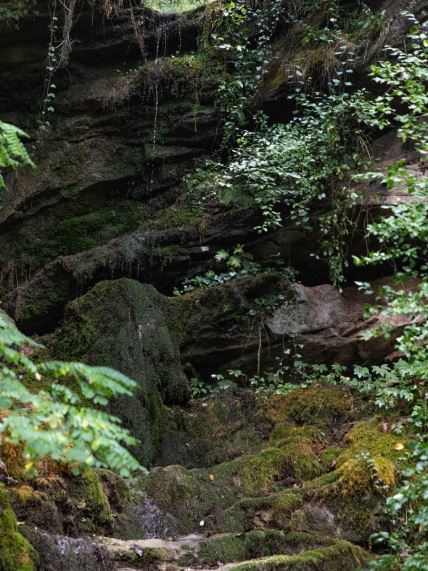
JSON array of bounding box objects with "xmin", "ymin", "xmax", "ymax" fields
[
  {"xmin": 0, "ymin": 310, "xmax": 143, "ymax": 477},
  {"xmin": 0, "ymin": 120, "xmax": 34, "ymax": 188}
]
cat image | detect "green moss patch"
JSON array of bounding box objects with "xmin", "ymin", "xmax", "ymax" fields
[
  {"xmin": 218, "ymin": 492, "xmax": 302, "ymax": 533},
  {"xmin": 197, "ymin": 530, "xmax": 338, "ymax": 565},
  {"xmin": 264, "ymin": 386, "xmax": 354, "ymax": 429},
  {"xmin": 228, "ymin": 540, "xmax": 370, "ymax": 571},
  {"xmin": 0, "ymin": 485, "xmax": 36, "ymax": 571},
  {"xmin": 212, "ymin": 436, "xmax": 321, "ymax": 496},
  {"xmin": 79, "ymin": 469, "xmax": 112, "ymax": 525},
  {"xmin": 306, "ymin": 418, "xmax": 406, "ymax": 500},
  {"xmin": 54, "ymin": 278, "xmax": 190, "ymax": 465}
]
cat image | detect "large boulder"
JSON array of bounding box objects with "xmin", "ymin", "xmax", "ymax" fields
[
  {"xmin": 169, "ymin": 273, "xmax": 414, "ymax": 378},
  {"xmin": 53, "ymin": 278, "xmax": 190, "ymax": 465}
]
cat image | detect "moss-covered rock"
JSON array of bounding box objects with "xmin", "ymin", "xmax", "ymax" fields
[
  {"xmin": 302, "ymin": 418, "xmax": 407, "ymax": 542},
  {"xmin": 263, "ymin": 386, "xmax": 355, "ymax": 429},
  {"xmin": 212, "ymin": 437, "xmax": 321, "ymax": 496},
  {"xmin": 196, "ymin": 530, "xmax": 338, "ymax": 565},
  {"xmin": 157, "ymin": 390, "xmax": 267, "ymax": 468},
  {"xmin": 8, "ymin": 466, "xmax": 124, "ymax": 537},
  {"xmin": 73, "ymin": 469, "xmax": 112, "ymax": 527},
  {"xmin": 218, "ymin": 492, "xmax": 302, "ymax": 533},
  {"xmin": 138, "ymin": 426, "xmax": 322, "ymax": 535},
  {"xmin": 54, "ymin": 278, "xmax": 190, "ymax": 465},
  {"xmin": 0, "ymin": 484, "xmax": 36, "ymax": 571},
  {"xmin": 138, "ymin": 464, "xmax": 220, "ymax": 533},
  {"xmin": 9, "ymin": 484, "xmax": 63, "ymax": 535},
  {"xmin": 227, "ymin": 540, "xmax": 370, "ymax": 571},
  {"xmin": 306, "ymin": 418, "xmax": 405, "ymax": 500}
]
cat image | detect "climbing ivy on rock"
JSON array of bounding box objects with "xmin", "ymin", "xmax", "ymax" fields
[
  {"xmin": 188, "ymin": 88, "xmax": 367, "ymax": 284},
  {"xmin": 209, "ymin": 0, "xmax": 284, "ymax": 143},
  {"xmin": 187, "ymin": 0, "xmax": 386, "ymax": 284}
]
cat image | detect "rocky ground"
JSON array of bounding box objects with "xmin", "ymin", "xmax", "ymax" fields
[{"xmin": 3, "ymin": 382, "xmax": 405, "ymax": 570}]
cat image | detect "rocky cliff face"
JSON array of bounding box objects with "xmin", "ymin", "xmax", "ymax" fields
[
  {"xmin": 1, "ymin": 0, "xmax": 424, "ymax": 337},
  {"xmin": 0, "ymin": 0, "xmax": 424, "ymax": 569}
]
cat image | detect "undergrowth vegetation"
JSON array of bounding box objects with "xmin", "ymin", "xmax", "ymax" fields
[
  {"xmin": 351, "ymin": 17, "xmax": 428, "ymax": 569},
  {"xmin": 0, "ymin": 311, "xmax": 142, "ymax": 477},
  {"xmin": 188, "ymin": 90, "xmax": 365, "ymax": 283},
  {"xmin": 0, "ymin": 0, "xmax": 38, "ymax": 27}
]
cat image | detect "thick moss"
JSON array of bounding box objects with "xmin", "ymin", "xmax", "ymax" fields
[
  {"xmin": 341, "ymin": 418, "xmax": 406, "ymax": 465},
  {"xmin": 212, "ymin": 436, "xmax": 321, "ymax": 495},
  {"xmin": 138, "ymin": 464, "xmax": 220, "ymax": 533},
  {"xmin": 97, "ymin": 469, "xmax": 130, "ymax": 511},
  {"xmin": 157, "ymin": 390, "xmax": 265, "ymax": 468},
  {"xmin": 139, "ymin": 459, "xmax": 304, "ymax": 536},
  {"xmin": 0, "ymin": 442, "xmax": 26, "ymax": 481},
  {"xmin": 9, "ymin": 483, "xmax": 63, "ymax": 535},
  {"xmin": 302, "ymin": 418, "xmax": 406, "ymax": 543},
  {"xmin": 264, "ymin": 386, "xmax": 354, "ymax": 429},
  {"xmin": 9, "ymin": 467, "xmax": 129, "ymax": 538},
  {"xmin": 306, "ymin": 418, "xmax": 405, "ymax": 500},
  {"xmin": 54, "ymin": 278, "xmax": 190, "ymax": 465},
  {"xmin": 197, "ymin": 530, "xmax": 338, "ymax": 565},
  {"xmin": 218, "ymin": 492, "xmax": 302, "ymax": 533},
  {"xmin": 0, "ymin": 485, "xmax": 36, "ymax": 571},
  {"xmin": 318, "ymin": 446, "xmax": 342, "ymax": 473},
  {"xmin": 79, "ymin": 469, "xmax": 112, "ymax": 526},
  {"xmin": 270, "ymin": 425, "xmax": 322, "ymax": 446},
  {"xmin": 139, "ymin": 431, "xmax": 319, "ymax": 535},
  {"xmin": 228, "ymin": 540, "xmax": 370, "ymax": 571},
  {"xmin": 311, "ymin": 456, "xmax": 396, "ymax": 499}
]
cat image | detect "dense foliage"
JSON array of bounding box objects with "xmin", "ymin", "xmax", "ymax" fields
[
  {"xmin": 0, "ymin": 0, "xmax": 38, "ymax": 26},
  {"xmin": 184, "ymin": 0, "xmax": 388, "ymax": 283},
  {"xmin": 0, "ymin": 311, "xmax": 142, "ymax": 476},
  {"xmin": 186, "ymin": 8, "xmax": 428, "ymax": 568},
  {"xmin": 190, "ymin": 91, "xmax": 364, "ymax": 283},
  {"xmin": 353, "ymin": 18, "xmax": 428, "ymax": 569}
]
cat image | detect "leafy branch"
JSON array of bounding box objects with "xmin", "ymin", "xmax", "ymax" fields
[{"xmin": 0, "ymin": 310, "xmax": 143, "ymax": 477}]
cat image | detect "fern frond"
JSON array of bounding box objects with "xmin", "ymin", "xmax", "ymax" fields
[
  {"xmin": 0, "ymin": 120, "xmax": 34, "ymax": 188},
  {"xmin": 215, "ymin": 249, "xmax": 229, "ymax": 262}
]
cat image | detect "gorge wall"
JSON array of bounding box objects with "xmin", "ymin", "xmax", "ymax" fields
[{"xmin": 0, "ymin": 0, "xmax": 426, "ymax": 569}]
